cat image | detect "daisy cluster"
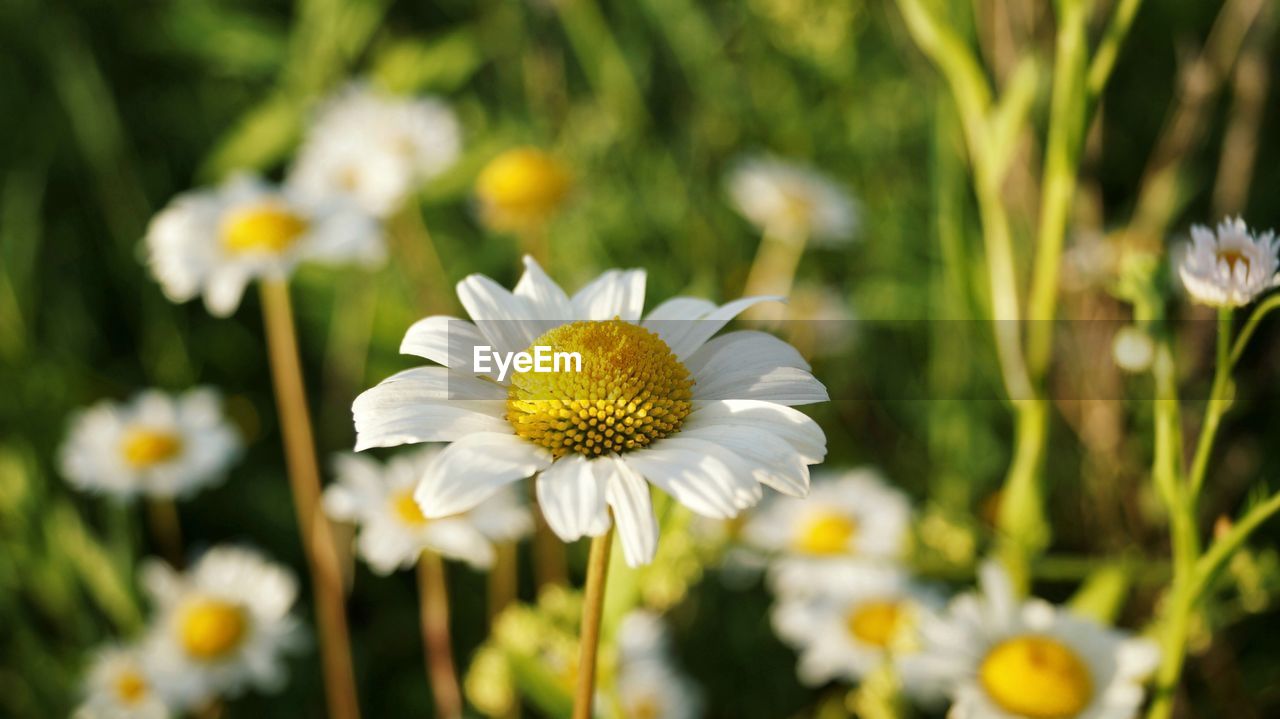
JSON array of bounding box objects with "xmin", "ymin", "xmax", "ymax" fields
[{"xmin": 738, "ymin": 469, "xmax": 1160, "ymax": 718}]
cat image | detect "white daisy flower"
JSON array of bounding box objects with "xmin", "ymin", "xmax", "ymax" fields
[
  {"xmin": 74, "ymin": 643, "xmax": 170, "ymax": 719},
  {"xmin": 289, "ymin": 83, "xmax": 462, "ymax": 217},
  {"xmin": 742, "ymin": 468, "xmax": 911, "ymax": 593},
  {"xmin": 145, "ymin": 174, "xmax": 383, "ymax": 317},
  {"xmin": 904, "ymin": 562, "xmax": 1159, "ymax": 719},
  {"xmin": 352, "ymin": 256, "xmax": 828, "ymax": 567},
  {"xmin": 59, "ymin": 388, "xmax": 242, "ymax": 501},
  {"xmin": 323, "ymin": 446, "xmax": 534, "ymax": 573},
  {"xmin": 771, "ymin": 562, "xmax": 941, "ymax": 696},
  {"xmin": 615, "ymin": 611, "xmax": 703, "ymax": 719},
  {"xmin": 1178, "ymin": 217, "xmax": 1279, "ymax": 308},
  {"xmin": 141, "ymin": 546, "xmax": 303, "ymax": 709},
  {"xmin": 725, "ymin": 155, "xmax": 858, "ymax": 244}
]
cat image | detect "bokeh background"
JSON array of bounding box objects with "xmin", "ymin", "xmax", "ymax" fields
[{"xmin": 3, "ymin": 0, "xmax": 1280, "ymax": 716}]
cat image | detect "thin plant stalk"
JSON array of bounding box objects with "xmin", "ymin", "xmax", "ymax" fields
[
  {"xmin": 571, "ymin": 528, "xmax": 614, "ymax": 719},
  {"xmin": 259, "ymin": 278, "xmax": 361, "ymax": 719},
  {"xmin": 742, "ymin": 227, "xmax": 806, "ymax": 323},
  {"xmin": 145, "ymin": 497, "xmax": 184, "ymax": 568},
  {"xmin": 489, "ymin": 541, "xmax": 519, "ymax": 623},
  {"xmin": 418, "ymin": 552, "xmax": 463, "ymax": 719}
]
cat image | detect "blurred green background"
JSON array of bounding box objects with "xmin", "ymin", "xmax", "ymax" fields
[{"xmin": 3, "ymin": 0, "xmax": 1280, "ymax": 716}]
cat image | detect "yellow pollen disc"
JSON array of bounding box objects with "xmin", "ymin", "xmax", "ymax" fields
[
  {"xmin": 1217, "ymin": 249, "xmax": 1251, "ymax": 273},
  {"xmin": 793, "ymin": 512, "xmax": 857, "ymax": 555},
  {"xmin": 846, "ymin": 600, "xmax": 906, "ymax": 649},
  {"xmin": 179, "ymin": 599, "xmax": 249, "ymax": 660},
  {"xmin": 392, "ymin": 490, "xmax": 430, "ymax": 526},
  {"xmin": 114, "ymin": 670, "xmax": 148, "ymax": 704},
  {"xmin": 221, "ymin": 204, "xmax": 308, "ymax": 255},
  {"xmin": 121, "ymin": 429, "xmax": 184, "ymax": 468},
  {"xmin": 475, "ymin": 148, "xmax": 572, "ymax": 230},
  {"xmin": 631, "ymin": 697, "xmax": 664, "ymax": 719},
  {"xmin": 979, "ymin": 636, "xmax": 1094, "ymax": 719},
  {"xmin": 506, "ymin": 319, "xmax": 694, "ymax": 458}
]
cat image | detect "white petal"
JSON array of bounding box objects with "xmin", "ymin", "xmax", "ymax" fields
[
  {"xmin": 666, "ymin": 296, "xmax": 784, "ymax": 358},
  {"xmin": 352, "ymin": 368, "xmax": 508, "ymax": 451},
  {"xmin": 415, "ymin": 433, "xmax": 552, "ymax": 517},
  {"xmin": 571, "ymin": 269, "xmax": 647, "ymax": 321},
  {"xmin": 677, "ymin": 423, "xmax": 810, "ymax": 496},
  {"xmin": 456, "ymin": 273, "xmax": 541, "ymax": 354},
  {"xmin": 642, "ymin": 297, "xmax": 717, "ymax": 352},
  {"xmin": 422, "ymin": 520, "xmax": 497, "ymax": 569},
  {"xmin": 535, "ymin": 455, "xmax": 612, "ymax": 542},
  {"xmin": 623, "ymin": 437, "xmax": 762, "ymax": 519},
  {"xmin": 400, "ymin": 316, "xmax": 500, "ymax": 378},
  {"xmin": 203, "ymin": 270, "xmax": 251, "ymax": 317},
  {"xmin": 605, "ymin": 459, "xmax": 658, "ymax": 566},
  {"xmin": 694, "ymin": 366, "xmax": 829, "ymax": 406},
  {"xmin": 684, "ymin": 400, "xmax": 826, "ymax": 464},
  {"xmin": 513, "ymin": 256, "xmax": 573, "ymax": 319},
  {"xmin": 682, "ymin": 330, "xmax": 810, "ymax": 376}
]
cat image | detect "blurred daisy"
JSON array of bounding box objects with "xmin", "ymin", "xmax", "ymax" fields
[
  {"xmin": 615, "ymin": 611, "xmax": 703, "ymax": 719},
  {"xmin": 142, "ymin": 546, "xmax": 302, "ymax": 709},
  {"xmin": 905, "ymin": 562, "xmax": 1159, "ymax": 719},
  {"xmin": 742, "ymin": 468, "xmax": 910, "ymax": 562},
  {"xmin": 74, "ymin": 643, "xmax": 170, "ymax": 719},
  {"xmin": 145, "ymin": 174, "xmax": 383, "ymax": 317},
  {"xmin": 323, "ymin": 446, "xmax": 534, "ymax": 573},
  {"xmin": 771, "ymin": 563, "xmax": 941, "ymax": 695},
  {"xmin": 289, "ymin": 83, "xmax": 461, "ymax": 217},
  {"xmin": 1111, "ymin": 326, "xmax": 1154, "ymax": 373},
  {"xmin": 353, "ymin": 256, "xmax": 828, "ymax": 567},
  {"xmin": 1178, "ymin": 217, "xmax": 1278, "ymax": 308},
  {"xmin": 725, "ymin": 155, "xmax": 857, "ymax": 244},
  {"xmin": 60, "ymin": 388, "xmax": 242, "ymax": 501},
  {"xmin": 474, "ymin": 147, "xmax": 573, "ymax": 232}
]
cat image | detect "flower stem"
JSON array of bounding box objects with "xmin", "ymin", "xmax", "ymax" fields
[
  {"xmin": 572, "ymin": 528, "xmax": 614, "ymax": 719},
  {"xmin": 418, "ymin": 552, "xmax": 463, "ymax": 719},
  {"xmin": 259, "ymin": 278, "xmax": 361, "ymax": 719},
  {"xmin": 145, "ymin": 497, "xmax": 184, "ymax": 568},
  {"xmin": 742, "ymin": 228, "xmax": 806, "ymax": 323}
]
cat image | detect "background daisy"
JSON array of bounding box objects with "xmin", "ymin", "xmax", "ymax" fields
[
  {"xmin": 60, "ymin": 388, "xmax": 242, "ymax": 500},
  {"xmin": 142, "ymin": 546, "xmax": 303, "ymax": 709},
  {"xmin": 725, "ymin": 154, "xmax": 858, "ymax": 245},
  {"xmin": 74, "ymin": 643, "xmax": 170, "ymax": 719},
  {"xmin": 905, "ymin": 562, "xmax": 1159, "ymax": 719},
  {"xmin": 145, "ymin": 174, "xmax": 383, "ymax": 316},
  {"xmin": 289, "ymin": 83, "xmax": 461, "ymax": 217},
  {"xmin": 323, "ymin": 446, "xmax": 534, "ymax": 573},
  {"xmin": 1178, "ymin": 217, "xmax": 1279, "ymax": 308}
]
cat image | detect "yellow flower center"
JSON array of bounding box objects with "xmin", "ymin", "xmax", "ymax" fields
[
  {"xmin": 630, "ymin": 696, "xmax": 664, "ymax": 719},
  {"xmin": 475, "ymin": 148, "xmax": 572, "ymax": 230},
  {"xmin": 845, "ymin": 600, "xmax": 906, "ymax": 649},
  {"xmin": 1217, "ymin": 249, "xmax": 1251, "ymax": 273},
  {"xmin": 113, "ymin": 669, "xmax": 148, "ymax": 704},
  {"xmin": 221, "ymin": 204, "xmax": 308, "ymax": 255},
  {"xmin": 392, "ymin": 490, "xmax": 430, "ymax": 525},
  {"xmin": 793, "ymin": 512, "xmax": 857, "ymax": 555},
  {"xmin": 121, "ymin": 429, "xmax": 184, "ymax": 468},
  {"xmin": 506, "ymin": 319, "xmax": 694, "ymax": 458},
  {"xmin": 978, "ymin": 636, "xmax": 1094, "ymax": 719},
  {"xmin": 179, "ymin": 599, "xmax": 249, "ymax": 660}
]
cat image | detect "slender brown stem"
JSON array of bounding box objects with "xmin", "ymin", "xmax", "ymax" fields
[
  {"xmin": 145, "ymin": 498, "xmax": 184, "ymax": 568},
  {"xmin": 572, "ymin": 529, "xmax": 613, "ymax": 719},
  {"xmin": 259, "ymin": 279, "xmax": 361, "ymax": 719},
  {"xmin": 489, "ymin": 541, "xmax": 519, "ymax": 622},
  {"xmin": 741, "ymin": 228, "xmax": 805, "ymax": 323},
  {"xmin": 418, "ymin": 552, "xmax": 463, "ymax": 719}
]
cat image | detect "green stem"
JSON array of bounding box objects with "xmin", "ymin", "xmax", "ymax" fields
[
  {"xmin": 1188, "ymin": 308, "xmax": 1234, "ymax": 499},
  {"xmin": 1229, "ymin": 293, "xmax": 1280, "ymax": 365},
  {"xmin": 1188, "ymin": 489, "xmax": 1280, "ymax": 603}
]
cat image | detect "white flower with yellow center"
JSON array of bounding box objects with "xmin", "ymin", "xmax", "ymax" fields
[
  {"xmin": 615, "ymin": 611, "xmax": 703, "ymax": 719},
  {"xmin": 323, "ymin": 446, "xmax": 533, "ymax": 573},
  {"xmin": 742, "ymin": 468, "xmax": 910, "ymax": 594},
  {"xmin": 1178, "ymin": 217, "xmax": 1279, "ymax": 308},
  {"xmin": 142, "ymin": 546, "xmax": 302, "ymax": 709},
  {"xmin": 59, "ymin": 388, "xmax": 242, "ymax": 500},
  {"xmin": 725, "ymin": 155, "xmax": 858, "ymax": 244},
  {"xmin": 74, "ymin": 644, "xmax": 170, "ymax": 719},
  {"xmin": 771, "ymin": 562, "xmax": 941, "ymax": 695},
  {"xmin": 474, "ymin": 147, "xmax": 573, "ymax": 232},
  {"xmin": 905, "ymin": 562, "xmax": 1159, "ymax": 719},
  {"xmin": 288, "ymin": 83, "xmax": 461, "ymax": 217},
  {"xmin": 145, "ymin": 174, "xmax": 383, "ymax": 317},
  {"xmin": 352, "ymin": 256, "xmax": 828, "ymax": 567}
]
